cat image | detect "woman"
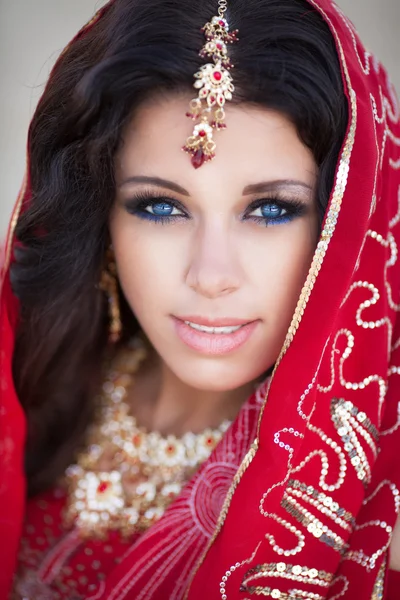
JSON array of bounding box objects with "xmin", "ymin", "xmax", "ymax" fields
[{"xmin": 1, "ymin": 0, "xmax": 400, "ymax": 597}]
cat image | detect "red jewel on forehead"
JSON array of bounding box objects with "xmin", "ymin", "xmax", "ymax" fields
[
  {"xmin": 97, "ymin": 482, "xmax": 109, "ymax": 494},
  {"xmin": 192, "ymin": 149, "xmax": 206, "ymax": 169}
]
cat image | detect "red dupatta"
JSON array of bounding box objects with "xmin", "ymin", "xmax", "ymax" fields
[{"xmin": 1, "ymin": 0, "xmax": 400, "ymax": 598}]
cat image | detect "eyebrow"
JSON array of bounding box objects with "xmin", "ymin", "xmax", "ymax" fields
[
  {"xmin": 242, "ymin": 180, "xmax": 313, "ymax": 195},
  {"xmin": 119, "ymin": 176, "xmax": 190, "ymax": 196},
  {"xmin": 119, "ymin": 175, "xmax": 313, "ymax": 196}
]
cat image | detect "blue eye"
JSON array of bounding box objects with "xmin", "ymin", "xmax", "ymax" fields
[
  {"xmin": 248, "ymin": 202, "xmax": 293, "ymax": 225},
  {"xmin": 260, "ymin": 204, "xmax": 286, "ymax": 219},
  {"xmin": 245, "ymin": 198, "xmax": 308, "ymax": 226},
  {"xmin": 148, "ymin": 202, "xmax": 178, "ymax": 217},
  {"xmin": 127, "ymin": 197, "xmax": 186, "ymax": 223}
]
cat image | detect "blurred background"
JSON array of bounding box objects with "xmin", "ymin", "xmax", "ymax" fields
[{"xmin": 0, "ymin": 0, "xmax": 399, "ymax": 238}]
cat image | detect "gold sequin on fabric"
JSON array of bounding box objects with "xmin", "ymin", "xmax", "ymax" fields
[
  {"xmin": 63, "ymin": 341, "xmax": 231, "ymax": 539},
  {"xmin": 331, "ymin": 398, "xmax": 378, "ymax": 487},
  {"xmin": 240, "ymin": 583, "xmax": 325, "ymax": 600},
  {"xmin": 280, "ymin": 496, "xmax": 347, "ymax": 554},
  {"xmin": 240, "ymin": 589, "xmax": 324, "ymax": 599},
  {"xmin": 241, "ymin": 562, "xmax": 334, "ymax": 590},
  {"xmin": 286, "ymin": 480, "xmax": 356, "ymax": 531},
  {"xmin": 371, "ymin": 559, "xmax": 386, "ymax": 600}
]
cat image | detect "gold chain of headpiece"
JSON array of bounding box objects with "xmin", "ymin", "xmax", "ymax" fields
[
  {"xmin": 218, "ymin": 0, "xmax": 228, "ymax": 17},
  {"xmin": 182, "ymin": 0, "xmax": 238, "ymax": 169}
]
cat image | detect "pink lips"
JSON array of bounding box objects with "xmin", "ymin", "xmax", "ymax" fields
[{"xmin": 172, "ymin": 316, "xmax": 259, "ymax": 355}]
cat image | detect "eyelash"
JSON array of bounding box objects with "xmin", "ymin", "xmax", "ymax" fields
[{"xmin": 123, "ymin": 190, "xmax": 307, "ymax": 227}]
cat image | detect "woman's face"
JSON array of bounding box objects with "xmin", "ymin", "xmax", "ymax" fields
[{"xmin": 110, "ymin": 94, "xmax": 319, "ymax": 391}]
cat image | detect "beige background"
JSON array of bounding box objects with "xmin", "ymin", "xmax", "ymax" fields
[{"xmin": 0, "ymin": 0, "xmax": 399, "ymax": 239}]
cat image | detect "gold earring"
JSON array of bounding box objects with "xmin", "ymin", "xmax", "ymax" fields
[{"xmin": 100, "ymin": 246, "xmax": 122, "ymax": 344}]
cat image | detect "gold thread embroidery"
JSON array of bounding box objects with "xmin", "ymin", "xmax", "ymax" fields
[
  {"xmin": 219, "ymin": 543, "xmax": 262, "ymax": 600},
  {"xmin": 295, "ymin": 426, "xmax": 347, "ymax": 493},
  {"xmin": 344, "ymin": 520, "xmax": 392, "ymax": 572},
  {"xmin": 258, "ymin": 436, "xmax": 306, "ymax": 558},
  {"xmin": 328, "ymin": 574, "xmax": 349, "ymax": 599},
  {"xmin": 389, "ymin": 188, "xmax": 400, "ymax": 229},
  {"xmin": 315, "ymin": 328, "xmax": 387, "ymax": 425},
  {"xmin": 341, "ymin": 482, "xmax": 399, "ymax": 572},
  {"xmin": 366, "ymin": 231, "xmax": 400, "ymax": 313},
  {"xmin": 333, "ymin": 5, "xmax": 372, "ymax": 76},
  {"xmin": 363, "ymin": 480, "xmax": 400, "ymax": 511},
  {"xmin": 390, "ymin": 158, "xmax": 400, "ymax": 170},
  {"xmin": 210, "ymin": 438, "xmax": 259, "ymax": 543},
  {"xmin": 367, "ymin": 85, "xmax": 400, "ymax": 215},
  {"xmin": 262, "ymin": 514, "xmax": 306, "ymax": 558}
]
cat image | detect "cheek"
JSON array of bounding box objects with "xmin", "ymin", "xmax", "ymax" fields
[
  {"xmin": 109, "ymin": 214, "xmax": 183, "ymax": 318},
  {"xmin": 250, "ymin": 220, "xmax": 317, "ymax": 328}
]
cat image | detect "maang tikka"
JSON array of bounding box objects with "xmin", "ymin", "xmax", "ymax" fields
[{"xmin": 183, "ymin": 0, "xmax": 238, "ymax": 169}]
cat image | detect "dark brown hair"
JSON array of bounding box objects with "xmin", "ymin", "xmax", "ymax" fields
[{"xmin": 10, "ymin": 0, "xmax": 348, "ymax": 496}]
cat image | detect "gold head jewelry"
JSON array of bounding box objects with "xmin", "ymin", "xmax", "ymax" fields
[
  {"xmin": 182, "ymin": 0, "xmax": 238, "ymax": 169},
  {"xmin": 100, "ymin": 246, "xmax": 122, "ymax": 344}
]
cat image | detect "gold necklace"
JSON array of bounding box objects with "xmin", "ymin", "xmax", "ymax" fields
[{"xmin": 63, "ymin": 340, "xmax": 231, "ymax": 539}]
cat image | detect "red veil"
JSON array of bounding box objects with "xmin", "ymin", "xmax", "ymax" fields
[{"xmin": 1, "ymin": 0, "xmax": 400, "ymax": 598}]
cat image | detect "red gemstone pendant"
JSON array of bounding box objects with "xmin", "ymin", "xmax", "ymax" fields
[{"xmin": 192, "ymin": 148, "xmax": 206, "ymax": 169}]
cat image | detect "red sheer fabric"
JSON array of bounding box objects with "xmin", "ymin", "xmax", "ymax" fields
[
  {"xmin": 1, "ymin": 0, "xmax": 400, "ymax": 598},
  {"xmin": 387, "ymin": 570, "xmax": 400, "ymax": 599}
]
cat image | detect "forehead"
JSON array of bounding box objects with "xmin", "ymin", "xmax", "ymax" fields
[{"xmin": 115, "ymin": 94, "xmax": 317, "ymax": 190}]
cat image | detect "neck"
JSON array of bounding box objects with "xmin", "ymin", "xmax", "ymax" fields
[{"xmin": 127, "ymin": 348, "xmax": 258, "ymax": 436}]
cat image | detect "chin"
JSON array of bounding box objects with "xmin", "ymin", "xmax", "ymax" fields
[{"xmin": 171, "ymin": 359, "xmax": 271, "ymax": 392}]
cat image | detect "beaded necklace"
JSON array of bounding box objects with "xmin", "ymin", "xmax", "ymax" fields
[{"xmin": 63, "ymin": 340, "xmax": 231, "ymax": 539}]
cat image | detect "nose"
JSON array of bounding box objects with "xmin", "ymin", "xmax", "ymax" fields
[{"xmin": 185, "ymin": 223, "xmax": 242, "ymax": 299}]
